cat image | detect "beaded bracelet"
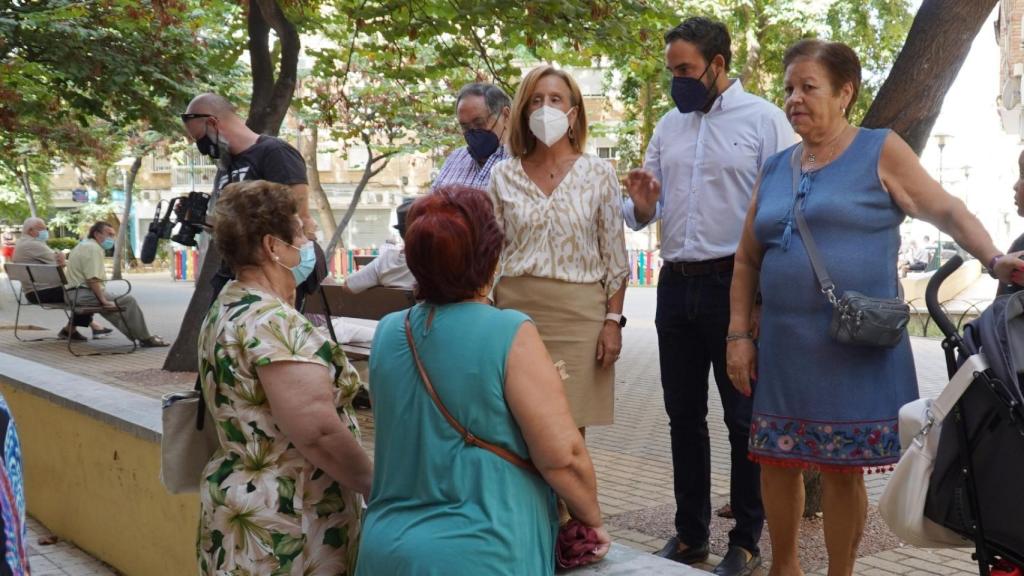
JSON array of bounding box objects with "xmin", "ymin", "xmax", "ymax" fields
[{"xmin": 725, "ymin": 331, "xmax": 754, "ymax": 342}]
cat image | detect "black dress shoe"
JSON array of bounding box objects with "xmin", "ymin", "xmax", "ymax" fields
[
  {"xmin": 58, "ymin": 327, "xmax": 87, "ymax": 342},
  {"xmin": 653, "ymin": 536, "xmax": 710, "ymax": 564},
  {"xmin": 713, "ymin": 545, "xmax": 762, "ymax": 576}
]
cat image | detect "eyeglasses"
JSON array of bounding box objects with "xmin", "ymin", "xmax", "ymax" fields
[{"xmin": 179, "ymin": 113, "xmax": 214, "ymax": 123}]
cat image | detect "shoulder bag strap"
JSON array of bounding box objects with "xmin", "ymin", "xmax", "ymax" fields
[
  {"xmin": 790, "ymin": 145, "xmax": 838, "ymax": 303},
  {"xmin": 404, "ymin": 309, "xmax": 539, "ymax": 475}
]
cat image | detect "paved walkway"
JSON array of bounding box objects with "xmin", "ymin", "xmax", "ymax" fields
[{"xmin": 0, "ymin": 274, "xmax": 985, "ymax": 575}]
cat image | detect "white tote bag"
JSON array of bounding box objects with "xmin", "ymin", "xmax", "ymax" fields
[
  {"xmin": 878, "ymin": 354, "xmax": 985, "ymax": 548},
  {"xmin": 160, "ymin": 390, "xmax": 219, "ymax": 494}
]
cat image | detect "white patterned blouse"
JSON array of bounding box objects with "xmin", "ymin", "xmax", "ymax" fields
[{"xmin": 487, "ymin": 153, "xmax": 630, "ymax": 298}]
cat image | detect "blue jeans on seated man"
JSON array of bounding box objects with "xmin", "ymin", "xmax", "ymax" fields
[{"xmin": 655, "ymin": 265, "xmax": 764, "ymax": 556}]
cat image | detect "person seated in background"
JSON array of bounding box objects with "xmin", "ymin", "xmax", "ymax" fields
[
  {"xmin": 65, "ymin": 222, "xmax": 168, "ymax": 347},
  {"xmin": 343, "ymin": 197, "xmax": 417, "ymax": 294},
  {"xmin": 912, "ymin": 235, "xmax": 933, "ymax": 271},
  {"xmin": 12, "ymin": 217, "xmax": 112, "ymax": 341}
]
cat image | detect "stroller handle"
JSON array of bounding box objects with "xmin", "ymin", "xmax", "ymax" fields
[{"xmin": 925, "ymin": 254, "xmax": 963, "ymax": 341}]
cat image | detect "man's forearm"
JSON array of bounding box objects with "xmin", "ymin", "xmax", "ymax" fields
[{"xmin": 87, "ymin": 280, "xmax": 108, "ymax": 304}]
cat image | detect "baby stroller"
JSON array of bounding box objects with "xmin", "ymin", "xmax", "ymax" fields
[{"xmin": 924, "ymin": 256, "xmax": 1024, "ymax": 575}]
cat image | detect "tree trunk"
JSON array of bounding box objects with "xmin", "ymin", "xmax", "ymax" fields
[
  {"xmin": 18, "ymin": 159, "xmax": 38, "ymax": 218},
  {"xmin": 803, "ymin": 470, "xmax": 823, "ymax": 517},
  {"xmin": 325, "ymin": 146, "xmax": 392, "ymax": 256},
  {"xmin": 246, "ymin": 0, "xmax": 300, "ymax": 136},
  {"xmin": 861, "ymin": 0, "xmax": 999, "ymax": 154},
  {"xmin": 299, "ymin": 125, "xmax": 338, "ymax": 243},
  {"xmin": 737, "ymin": 5, "xmax": 763, "ymax": 88},
  {"xmin": 112, "ymin": 156, "xmax": 143, "ymax": 280},
  {"xmin": 162, "ymin": 242, "xmax": 222, "ymax": 372}
]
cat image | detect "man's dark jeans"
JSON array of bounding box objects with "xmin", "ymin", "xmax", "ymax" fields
[
  {"xmin": 26, "ymin": 288, "xmax": 91, "ymax": 327},
  {"xmin": 655, "ymin": 265, "xmax": 764, "ymax": 554}
]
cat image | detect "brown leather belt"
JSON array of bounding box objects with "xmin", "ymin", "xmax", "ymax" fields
[{"xmin": 664, "ymin": 255, "xmax": 735, "ymax": 276}]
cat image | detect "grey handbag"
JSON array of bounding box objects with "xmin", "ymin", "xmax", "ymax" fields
[{"xmin": 790, "ymin": 146, "xmax": 909, "ymax": 347}]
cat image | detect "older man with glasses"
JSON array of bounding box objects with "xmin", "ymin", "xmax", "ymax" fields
[{"xmin": 431, "ymin": 83, "xmax": 511, "ymax": 191}]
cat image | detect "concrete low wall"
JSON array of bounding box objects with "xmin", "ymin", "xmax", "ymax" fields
[
  {"xmin": 0, "ymin": 353, "xmax": 197, "ymax": 576},
  {"xmin": 0, "ymin": 352, "xmax": 705, "ymax": 576},
  {"xmin": 900, "ymin": 258, "xmax": 981, "ymax": 306}
]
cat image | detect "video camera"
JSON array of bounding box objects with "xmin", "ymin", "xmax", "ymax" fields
[{"xmin": 139, "ymin": 191, "xmax": 211, "ymax": 264}]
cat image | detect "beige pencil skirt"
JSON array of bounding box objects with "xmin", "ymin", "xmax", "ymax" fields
[{"xmin": 494, "ymin": 275, "xmax": 613, "ymax": 427}]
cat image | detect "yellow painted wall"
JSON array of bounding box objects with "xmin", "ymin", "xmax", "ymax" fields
[{"xmin": 0, "ymin": 383, "xmax": 198, "ymax": 576}]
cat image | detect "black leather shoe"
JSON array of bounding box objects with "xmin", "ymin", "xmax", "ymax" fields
[
  {"xmin": 653, "ymin": 536, "xmax": 709, "ymax": 565},
  {"xmin": 713, "ymin": 545, "xmax": 762, "ymax": 576},
  {"xmin": 58, "ymin": 327, "xmax": 87, "ymax": 342}
]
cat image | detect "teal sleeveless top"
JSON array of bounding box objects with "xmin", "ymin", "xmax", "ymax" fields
[{"xmin": 357, "ymin": 302, "xmax": 558, "ymax": 576}]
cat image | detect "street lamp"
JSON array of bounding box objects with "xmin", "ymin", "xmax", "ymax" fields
[{"xmin": 931, "ymin": 133, "xmax": 952, "ymax": 270}]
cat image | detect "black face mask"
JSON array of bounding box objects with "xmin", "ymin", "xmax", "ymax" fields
[
  {"xmin": 195, "ymin": 124, "xmax": 220, "ymax": 159},
  {"xmin": 463, "ymin": 117, "xmax": 504, "ymax": 164},
  {"xmin": 670, "ymin": 62, "xmax": 720, "ymax": 114}
]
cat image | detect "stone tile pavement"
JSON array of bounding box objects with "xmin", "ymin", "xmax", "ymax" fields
[
  {"xmin": 27, "ymin": 517, "xmax": 118, "ymax": 575},
  {"xmin": 0, "ymin": 274, "xmax": 992, "ymax": 574}
]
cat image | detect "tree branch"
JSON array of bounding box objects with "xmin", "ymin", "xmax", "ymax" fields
[
  {"xmin": 247, "ymin": 0, "xmax": 301, "ymax": 136},
  {"xmin": 861, "ymin": 0, "xmax": 999, "ymax": 154},
  {"xmin": 247, "ymin": 1, "xmax": 275, "ymax": 131}
]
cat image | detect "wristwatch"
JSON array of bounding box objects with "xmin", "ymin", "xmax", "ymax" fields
[{"xmin": 605, "ymin": 312, "xmax": 627, "ymax": 328}]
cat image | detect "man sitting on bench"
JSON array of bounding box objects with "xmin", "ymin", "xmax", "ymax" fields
[
  {"xmin": 344, "ymin": 198, "xmax": 417, "ymax": 295},
  {"xmin": 65, "ymin": 222, "xmax": 169, "ymax": 348},
  {"xmin": 12, "ymin": 217, "xmax": 113, "ymax": 341}
]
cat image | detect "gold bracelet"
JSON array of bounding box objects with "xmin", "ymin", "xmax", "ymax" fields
[{"xmin": 725, "ymin": 331, "xmax": 754, "ymax": 342}]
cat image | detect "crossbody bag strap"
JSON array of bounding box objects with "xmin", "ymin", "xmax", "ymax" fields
[
  {"xmin": 403, "ymin": 309, "xmax": 539, "ymax": 475},
  {"xmin": 790, "ymin": 145, "xmax": 838, "ymax": 303}
]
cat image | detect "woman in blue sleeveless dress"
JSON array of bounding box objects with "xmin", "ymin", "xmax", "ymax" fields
[
  {"xmin": 357, "ymin": 186, "xmax": 610, "ymax": 576},
  {"xmin": 726, "ymin": 40, "xmax": 1024, "ymax": 576}
]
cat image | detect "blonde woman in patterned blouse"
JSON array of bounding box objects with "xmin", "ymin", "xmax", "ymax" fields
[{"xmin": 488, "ymin": 65, "xmax": 630, "ymax": 432}]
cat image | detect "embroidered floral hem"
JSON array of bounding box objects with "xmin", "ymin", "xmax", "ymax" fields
[{"xmin": 749, "ymin": 413, "xmax": 901, "ymax": 472}]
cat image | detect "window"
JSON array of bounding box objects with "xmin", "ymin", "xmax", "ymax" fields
[
  {"xmin": 597, "ymin": 147, "xmax": 617, "ymax": 159},
  {"xmin": 346, "ymin": 145, "xmax": 368, "ymax": 171},
  {"xmin": 150, "ymin": 157, "xmax": 172, "ymax": 173}
]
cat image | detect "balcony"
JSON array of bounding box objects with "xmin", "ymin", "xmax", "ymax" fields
[{"xmin": 171, "ymin": 166, "xmax": 218, "ymax": 189}]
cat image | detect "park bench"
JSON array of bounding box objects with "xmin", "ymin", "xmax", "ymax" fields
[
  {"xmin": 4, "ymin": 262, "xmax": 137, "ymax": 356},
  {"xmin": 302, "ymin": 282, "xmax": 416, "ymax": 360}
]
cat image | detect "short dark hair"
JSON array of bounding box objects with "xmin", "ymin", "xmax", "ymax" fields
[
  {"xmin": 664, "ymin": 17, "xmax": 732, "ymax": 70},
  {"xmin": 212, "ymin": 180, "xmax": 299, "ymax": 272},
  {"xmin": 783, "ymin": 39, "xmax": 861, "ymax": 119},
  {"xmin": 88, "ymin": 221, "xmax": 113, "ymax": 240},
  {"xmin": 455, "ymin": 83, "xmax": 511, "ymax": 118},
  {"xmin": 404, "ymin": 186, "xmax": 503, "ymax": 305},
  {"xmin": 394, "ymin": 197, "xmax": 415, "ymax": 238}
]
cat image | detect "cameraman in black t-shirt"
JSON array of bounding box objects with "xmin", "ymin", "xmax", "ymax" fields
[{"xmin": 180, "ymin": 93, "xmax": 326, "ymax": 308}]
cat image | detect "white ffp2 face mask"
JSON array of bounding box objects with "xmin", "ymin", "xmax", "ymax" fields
[{"xmin": 529, "ymin": 105, "xmax": 573, "ymax": 147}]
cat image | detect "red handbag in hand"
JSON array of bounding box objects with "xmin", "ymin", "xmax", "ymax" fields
[{"xmin": 555, "ymin": 519, "xmax": 602, "ymax": 569}]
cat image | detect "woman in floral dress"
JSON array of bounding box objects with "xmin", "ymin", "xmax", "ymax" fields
[{"xmin": 197, "ymin": 180, "xmax": 373, "ymax": 575}]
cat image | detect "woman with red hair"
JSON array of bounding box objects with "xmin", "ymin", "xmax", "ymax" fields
[{"xmin": 357, "ymin": 186, "xmax": 610, "ymax": 575}]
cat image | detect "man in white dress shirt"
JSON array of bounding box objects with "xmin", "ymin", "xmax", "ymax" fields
[
  {"xmin": 623, "ymin": 17, "xmax": 795, "ymax": 576},
  {"xmin": 344, "ymin": 198, "xmax": 416, "ymax": 294}
]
